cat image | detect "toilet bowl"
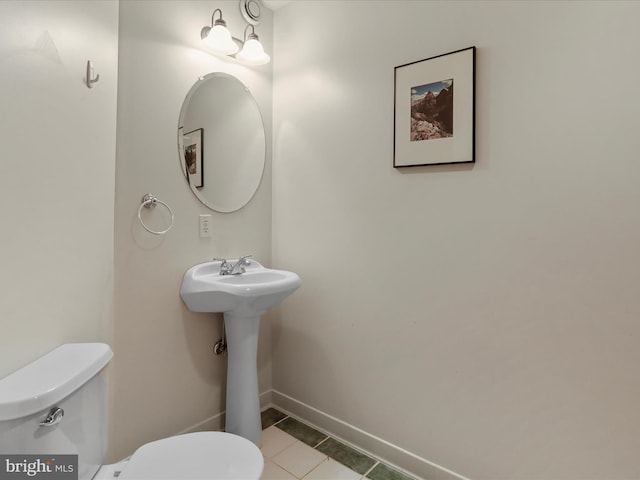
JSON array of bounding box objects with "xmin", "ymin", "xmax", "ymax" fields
[
  {"xmin": 0, "ymin": 343, "xmax": 263, "ymax": 480},
  {"xmin": 100, "ymin": 431, "xmax": 263, "ymax": 479}
]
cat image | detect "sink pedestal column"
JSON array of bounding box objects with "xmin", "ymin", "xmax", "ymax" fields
[{"xmin": 223, "ymin": 313, "xmax": 262, "ymax": 447}]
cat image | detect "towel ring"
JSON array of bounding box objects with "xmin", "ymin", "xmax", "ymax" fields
[{"xmin": 138, "ymin": 194, "xmax": 174, "ymax": 235}]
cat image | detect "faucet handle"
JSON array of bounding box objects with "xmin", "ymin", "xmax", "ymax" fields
[
  {"xmin": 229, "ymin": 255, "xmax": 252, "ymax": 275},
  {"xmin": 214, "ymin": 258, "xmax": 232, "ymax": 275}
]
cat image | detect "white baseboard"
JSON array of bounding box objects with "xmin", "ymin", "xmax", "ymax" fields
[
  {"xmin": 178, "ymin": 410, "xmax": 225, "ymax": 434},
  {"xmin": 270, "ymin": 389, "xmax": 469, "ymax": 480},
  {"xmin": 179, "ymin": 389, "xmax": 273, "ymax": 434}
]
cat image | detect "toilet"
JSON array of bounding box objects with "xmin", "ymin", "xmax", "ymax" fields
[{"xmin": 0, "ymin": 343, "xmax": 263, "ymax": 480}]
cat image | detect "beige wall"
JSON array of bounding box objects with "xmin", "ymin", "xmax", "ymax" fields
[
  {"xmin": 0, "ymin": 1, "xmax": 118, "ymax": 377},
  {"xmin": 109, "ymin": 0, "xmax": 273, "ymax": 462},
  {"xmin": 272, "ymin": 1, "xmax": 640, "ymax": 479}
]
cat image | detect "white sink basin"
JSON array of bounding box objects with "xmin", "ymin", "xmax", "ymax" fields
[
  {"xmin": 180, "ymin": 259, "xmax": 301, "ymax": 446},
  {"xmin": 180, "ymin": 259, "xmax": 301, "ymax": 316}
]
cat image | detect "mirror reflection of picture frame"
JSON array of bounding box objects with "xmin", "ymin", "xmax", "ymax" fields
[
  {"xmin": 184, "ymin": 128, "xmax": 204, "ymax": 188},
  {"xmin": 178, "ymin": 73, "xmax": 266, "ymax": 213}
]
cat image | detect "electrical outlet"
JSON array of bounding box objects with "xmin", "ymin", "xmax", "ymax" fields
[{"xmin": 199, "ymin": 214, "xmax": 212, "ymax": 237}]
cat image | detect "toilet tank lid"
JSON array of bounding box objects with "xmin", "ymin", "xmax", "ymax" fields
[{"xmin": 0, "ymin": 343, "xmax": 113, "ymax": 421}]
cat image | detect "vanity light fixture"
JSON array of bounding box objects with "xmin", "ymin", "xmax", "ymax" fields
[
  {"xmin": 200, "ymin": 8, "xmax": 270, "ymax": 66},
  {"xmin": 201, "ymin": 9, "xmax": 239, "ymax": 55},
  {"xmin": 236, "ymin": 25, "xmax": 270, "ymax": 65}
]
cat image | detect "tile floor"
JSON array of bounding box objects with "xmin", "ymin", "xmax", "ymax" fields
[{"xmin": 260, "ymin": 408, "xmax": 418, "ymax": 480}]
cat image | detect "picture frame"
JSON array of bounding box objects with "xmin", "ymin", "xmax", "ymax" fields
[
  {"xmin": 394, "ymin": 46, "xmax": 476, "ymax": 168},
  {"xmin": 183, "ymin": 128, "xmax": 204, "ymax": 188}
]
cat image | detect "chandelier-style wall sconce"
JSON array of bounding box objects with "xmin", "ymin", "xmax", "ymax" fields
[{"xmin": 200, "ymin": 8, "xmax": 270, "ymax": 66}]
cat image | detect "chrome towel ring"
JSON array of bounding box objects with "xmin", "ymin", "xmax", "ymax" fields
[{"xmin": 138, "ymin": 194, "xmax": 174, "ymax": 235}]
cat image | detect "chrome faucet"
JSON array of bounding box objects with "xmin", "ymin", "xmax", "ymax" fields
[{"xmin": 218, "ymin": 255, "xmax": 252, "ymax": 275}]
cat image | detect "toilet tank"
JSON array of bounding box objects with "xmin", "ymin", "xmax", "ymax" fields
[{"xmin": 0, "ymin": 343, "xmax": 113, "ymax": 480}]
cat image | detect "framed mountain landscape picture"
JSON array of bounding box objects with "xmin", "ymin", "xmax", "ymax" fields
[{"xmin": 394, "ymin": 46, "xmax": 475, "ymax": 167}]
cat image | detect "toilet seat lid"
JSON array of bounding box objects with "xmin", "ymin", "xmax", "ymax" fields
[{"xmin": 118, "ymin": 432, "xmax": 264, "ymax": 480}]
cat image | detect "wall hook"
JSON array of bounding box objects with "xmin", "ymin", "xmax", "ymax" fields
[{"xmin": 86, "ymin": 60, "xmax": 100, "ymax": 88}]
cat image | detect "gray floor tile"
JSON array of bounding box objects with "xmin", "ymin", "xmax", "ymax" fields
[
  {"xmin": 261, "ymin": 407, "xmax": 288, "ymax": 429},
  {"xmin": 316, "ymin": 437, "xmax": 377, "ymax": 475},
  {"xmin": 275, "ymin": 416, "xmax": 328, "ymax": 447},
  {"xmin": 367, "ymin": 463, "xmax": 416, "ymax": 480}
]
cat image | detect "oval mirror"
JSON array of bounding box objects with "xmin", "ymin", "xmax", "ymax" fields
[{"xmin": 178, "ymin": 73, "xmax": 265, "ymax": 213}]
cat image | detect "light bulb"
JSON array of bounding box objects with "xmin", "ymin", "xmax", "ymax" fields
[
  {"xmin": 205, "ymin": 23, "xmax": 239, "ymax": 55},
  {"xmin": 237, "ymin": 38, "xmax": 270, "ymax": 65}
]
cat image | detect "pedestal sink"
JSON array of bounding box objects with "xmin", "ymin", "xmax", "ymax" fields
[{"xmin": 180, "ymin": 259, "xmax": 301, "ymax": 446}]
